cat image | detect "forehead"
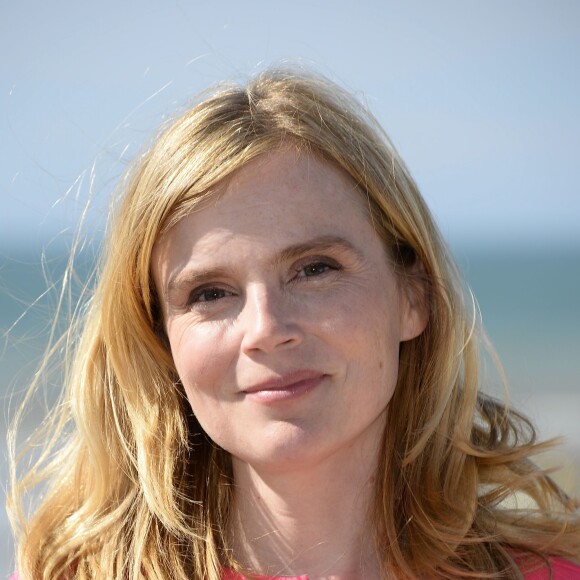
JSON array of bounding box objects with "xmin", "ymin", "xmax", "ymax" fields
[
  {"xmin": 192, "ymin": 149, "xmax": 366, "ymax": 236},
  {"xmin": 152, "ymin": 149, "xmax": 386, "ymax": 276}
]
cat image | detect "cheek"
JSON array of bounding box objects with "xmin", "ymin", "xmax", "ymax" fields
[
  {"xmin": 352, "ymin": 291, "xmax": 402, "ymax": 397},
  {"xmin": 168, "ymin": 321, "xmax": 235, "ymax": 394},
  {"xmin": 168, "ymin": 324, "xmax": 240, "ymax": 445}
]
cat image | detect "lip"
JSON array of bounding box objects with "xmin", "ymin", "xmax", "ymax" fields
[{"xmin": 241, "ymin": 370, "xmax": 326, "ymax": 403}]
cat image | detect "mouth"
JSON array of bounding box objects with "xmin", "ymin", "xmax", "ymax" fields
[{"xmin": 241, "ymin": 370, "xmax": 327, "ymax": 403}]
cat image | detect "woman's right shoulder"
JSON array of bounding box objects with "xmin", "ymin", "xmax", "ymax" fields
[
  {"xmin": 521, "ymin": 556, "xmax": 580, "ymax": 579},
  {"xmin": 11, "ymin": 559, "xmax": 580, "ymax": 580}
]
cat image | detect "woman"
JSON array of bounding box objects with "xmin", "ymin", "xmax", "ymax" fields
[{"xmin": 8, "ymin": 69, "xmax": 580, "ymax": 579}]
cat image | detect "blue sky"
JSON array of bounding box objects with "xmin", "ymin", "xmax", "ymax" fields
[{"xmin": 2, "ymin": 0, "xmax": 579, "ymax": 250}]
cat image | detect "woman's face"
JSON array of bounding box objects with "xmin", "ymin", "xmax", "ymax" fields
[{"xmin": 152, "ymin": 149, "xmax": 426, "ymax": 473}]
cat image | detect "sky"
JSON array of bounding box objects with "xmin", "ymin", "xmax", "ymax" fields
[{"xmin": 1, "ymin": 0, "xmax": 579, "ymax": 251}]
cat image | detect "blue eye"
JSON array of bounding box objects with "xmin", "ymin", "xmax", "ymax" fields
[
  {"xmin": 189, "ymin": 287, "xmax": 229, "ymax": 304},
  {"xmin": 297, "ymin": 259, "xmax": 342, "ymax": 279},
  {"xmin": 302, "ymin": 262, "xmax": 332, "ymax": 277}
]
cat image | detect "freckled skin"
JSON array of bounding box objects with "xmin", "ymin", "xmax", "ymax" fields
[{"xmin": 152, "ymin": 149, "xmax": 425, "ymax": 474}]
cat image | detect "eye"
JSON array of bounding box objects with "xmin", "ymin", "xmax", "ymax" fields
[
  {"xmin": 295, "ymin": 259, "xmax": 342, "ymax": 280},
  {"xmin": 188, "ymin": 286, "xmax": 232, "ymax": 305},
  {"xmin": 302, "ymin": 262, "xmax": 332, "ymax": 277}
]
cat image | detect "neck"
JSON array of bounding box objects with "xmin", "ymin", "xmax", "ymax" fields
[{"xmin": 228, "ymin": 423, "xmax": 385, "ymax": 579}]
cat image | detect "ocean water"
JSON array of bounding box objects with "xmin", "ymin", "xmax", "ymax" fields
[
  {"xmin": 455, "ymin": 248, "xmax": 580, "ymax": 396},
  {"xmin": 1, "ymin": 244, "xmax": 579, "ymax": 576}
]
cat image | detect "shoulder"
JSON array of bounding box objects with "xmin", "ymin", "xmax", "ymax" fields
[
  {"xmin": 222, "ymin": 569, "xmax": 308, "ymax": 580},
  {"xmin": 520, "ymin": 557, "xmax": 580, "ymax": 579}
]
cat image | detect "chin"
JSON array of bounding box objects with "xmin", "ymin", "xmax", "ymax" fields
[{"xmin": 229, "ymin": 420, "xmax": 336, "ymax": 473}]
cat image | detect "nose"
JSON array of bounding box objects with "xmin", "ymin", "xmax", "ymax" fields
[{"xmin": 240, "ymin": 284, "xmax": 303, "ymax": 355}]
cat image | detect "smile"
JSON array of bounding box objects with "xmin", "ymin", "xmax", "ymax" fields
[{"xmin": 241, "ymin": 370, "xmax": 327, "ymax": 403}]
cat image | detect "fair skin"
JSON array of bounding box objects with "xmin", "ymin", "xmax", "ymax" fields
[{"xmin": 152, "ymin": 148, "xmax": 427, "ymax": 579}]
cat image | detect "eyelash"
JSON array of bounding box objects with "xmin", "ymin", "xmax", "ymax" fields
[
  {"xmin": 293, "ymin": 258, "xmax": 342, "ymax": 280},
  {"xmin": 186, "ymin": 257, "xmax": 343, "ymax": 308},
  {"xmin": 188, "ymin": 286, "xmax": 233, "ymax": 305}
]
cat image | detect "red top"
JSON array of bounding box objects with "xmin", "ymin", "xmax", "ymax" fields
[
  {"xmin": 518, "ymin": 556, "xmax": 580, "ymax": 579},
  {"xmin": 221, "ymin": 557, "xmax": 580, "ymax": 579},
  {"xmin": 11, "ymin": 557, "xmax": 580, "ymax": 579}
]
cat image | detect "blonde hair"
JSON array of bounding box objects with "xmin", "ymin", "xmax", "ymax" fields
[{"xmin": 8, "ymin": 68, "xmax": 580, "ymax": 579}]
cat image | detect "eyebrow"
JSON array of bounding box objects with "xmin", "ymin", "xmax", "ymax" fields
[
  {"xmin": 166, "ymin": 235, "xmax": 364, "ymax": 296},
  {"xmin": 167, "ymin": 267, "xmax": 231, "ymax": 296},
  {"xmin": 274, "ymin": 235, "xmax": 365, "ymax": 266}
]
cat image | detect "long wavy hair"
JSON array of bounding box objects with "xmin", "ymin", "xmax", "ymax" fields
[{"xmin": 8, "ymin": 68, "xmax": 580, "ymax": 579}]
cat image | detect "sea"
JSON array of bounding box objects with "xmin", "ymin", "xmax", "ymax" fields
[{"xmin": 1, "ymin": 243, "xmax": 579, "ymax": 577}]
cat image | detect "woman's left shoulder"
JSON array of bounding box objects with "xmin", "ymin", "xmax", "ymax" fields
[{"xmin": 521, "ymin": 557, "xmax": 580, "ymax": 579}]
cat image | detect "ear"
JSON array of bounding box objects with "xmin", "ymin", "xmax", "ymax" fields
[{"xmin": 398, "ymin": 261, "xmax": 429, "ymax": 342}]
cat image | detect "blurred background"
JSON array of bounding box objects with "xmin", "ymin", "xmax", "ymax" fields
[{"xmin": 1, "ymin": 1, "xmax": 579, "ymax": 576}]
